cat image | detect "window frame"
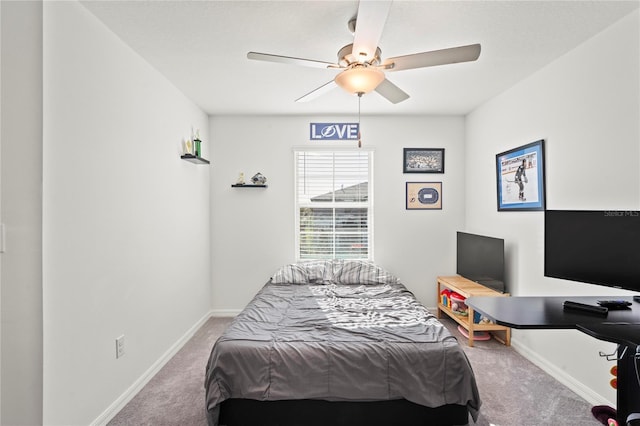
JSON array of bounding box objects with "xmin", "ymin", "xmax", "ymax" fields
[{"xmin": 293, "ymin": 147, "xmax": 374, "ymax": 262}]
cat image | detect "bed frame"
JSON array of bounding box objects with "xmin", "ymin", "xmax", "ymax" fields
[{"xmin": 218, "ymin": 398, "xmax": 470, "ymax": 426}]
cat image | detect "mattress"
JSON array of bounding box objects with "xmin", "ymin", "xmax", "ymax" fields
[{"xmin": 205, "ymin": 261, "xmax": 481, "ymax": 426}]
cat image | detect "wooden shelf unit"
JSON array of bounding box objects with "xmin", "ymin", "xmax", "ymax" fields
[{"xmin": 437, "ymin": 275, "xmax": 511, "ymax": 347}]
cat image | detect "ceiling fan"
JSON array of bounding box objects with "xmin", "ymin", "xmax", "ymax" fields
[{"xmin": 247, "ymin": 0, "xmax": 481, "ymax": 104}]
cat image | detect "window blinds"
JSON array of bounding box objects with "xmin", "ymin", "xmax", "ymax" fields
[{"xmin": 295, "ymin": 150, "xmax": 372, "ymax": 260}]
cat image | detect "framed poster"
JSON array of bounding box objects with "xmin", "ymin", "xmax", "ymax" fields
[
  {"xmin": 406, "ymin": 182, "xmax": 442, "ymax": 210},
  {"xmin": 403, "ymin": 148, "xmax": 445, "ymax": 173},
  {"xmin": 496, "ymin": 139, "xmax": 546, "ymax": 211}
]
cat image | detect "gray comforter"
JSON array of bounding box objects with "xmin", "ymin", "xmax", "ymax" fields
[{"xmin": 205, "ymin": 281, "xmax": 481, "ymax": 425}]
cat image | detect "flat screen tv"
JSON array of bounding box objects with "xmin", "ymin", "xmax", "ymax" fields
[
  {"xmin": 456, "ymin": 232, "xmax": 505, "ymax": 293},
  {"xmin": 545, "ymin": 210, "xmax": 640, "ymax": 292}
]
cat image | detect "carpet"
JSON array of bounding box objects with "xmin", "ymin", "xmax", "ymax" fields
[{"xmin": 108, "ymin": 316, "xmax": 602, "ymax": 426}]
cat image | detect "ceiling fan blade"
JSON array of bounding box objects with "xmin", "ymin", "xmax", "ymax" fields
[
  {"xmin": 247, "ymin": 52, "xmax": 337, "ymax": 69},
  {"xmin": 295, "ymin": 80, "xmax": 337, "ymax": 103},
  {"xmin": 375, "ymin": 78, "xmax": 409, "ymax": 104},
  {"xmin": 352, "ymin": 0, "xmax": 392, "ymax": 63},
  {"xmin": 383, "ymin": 44, "xmax": 481, "ymax": 72}
]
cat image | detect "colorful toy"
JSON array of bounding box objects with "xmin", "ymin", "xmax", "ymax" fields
[
  {"xmin": 450, "ymin": 292, "xmax": 468, "ymax": 315},
  {"xmin": 610, "ymin": 364, "xmax": 617, "ymax": 389},
  {"xmin": 457, "ymin": 325, "xmax": 490, "ymax": 341},
  {"xmin": 440, "ymin": 289, "xmax": 452, "ymax": 308},
  {"xmin": 591, "ymin": 405, "xmax": 617, "ymax": 425}
]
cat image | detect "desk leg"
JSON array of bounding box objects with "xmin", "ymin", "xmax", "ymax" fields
[
  {"xmin": 467, "ymin": 308, "xmax": 475, "ymax": 347},
  {"xmin": 617, "ymin": 344, "xmax": 640, "ymax": 424}
]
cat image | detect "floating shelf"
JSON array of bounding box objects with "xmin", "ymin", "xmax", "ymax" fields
[
  {"xmin": 231, "ymin": 184, "xmax": 267, "ymax": 188},
  {"xmin": 181, "ymin": 154, "xmax": 210, "ymax": 164}
]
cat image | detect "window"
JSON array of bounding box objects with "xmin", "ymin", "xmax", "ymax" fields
[{"xmin": 295, "ymin": 149, "xmax": 373, "ymax": 260}]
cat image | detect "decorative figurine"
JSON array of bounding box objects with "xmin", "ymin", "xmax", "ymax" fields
[
  {"xmin": 193, "ymin": 129, "xmax": 202, "ymax": 157},
  {"xmin": 251, "ymin": 172, "xmax": 267, "ymax": 185},
  {"xmin": 236, "ymin": 172, "xmax": 245, "ymax": 185}
]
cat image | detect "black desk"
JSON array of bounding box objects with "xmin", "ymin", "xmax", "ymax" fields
[{"xmin": 466, "ymin": 296, "xmax": 640, "ymax": 425}]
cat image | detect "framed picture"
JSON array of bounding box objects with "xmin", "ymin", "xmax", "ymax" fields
[
  {"xmin": 496, "ymin": 139, "xmax": 546, "ymax": 211},
  {"xmin": 403, "ymin": 148, "xmax": 445, "ymax": 173},
  {"xmin": 406, "ymin": 182, "xmax": 442, "ymax": 210}
]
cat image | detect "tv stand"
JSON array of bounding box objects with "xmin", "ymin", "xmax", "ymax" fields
[{"xmin": 437, "ymin": 276, "xmax": 511, "ymax": 347}]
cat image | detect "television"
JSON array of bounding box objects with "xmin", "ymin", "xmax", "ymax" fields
[
  {"xmin": 456, "ymin": 232, "xmax": 506, "ymax": 293},
  {"xmin": 544, "ymin": 210, "xmax": 640, "ymax": 292}
]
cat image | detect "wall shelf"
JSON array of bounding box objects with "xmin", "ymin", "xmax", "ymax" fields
[
  {"xmin": 181, "ymin": 154, "xmax": 210, "ymax": 164},
  {"xmin": 231, "ymin": 184, "xmax": 267, "ymax": 188}
]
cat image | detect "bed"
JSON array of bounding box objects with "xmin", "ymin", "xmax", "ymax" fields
[{"xmin": 205, "ymin": 260, "xmax": 481, "ymax": 426}]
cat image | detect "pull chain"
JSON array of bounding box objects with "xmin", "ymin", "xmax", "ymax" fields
[{"xmin": 357, "ymin": 92, "xmax": 362, "ymax": 148}]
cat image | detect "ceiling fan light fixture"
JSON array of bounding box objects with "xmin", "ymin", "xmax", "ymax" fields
[{"xmin": 334, "ymin": 66, "xmax": 384, "ymax": 95}]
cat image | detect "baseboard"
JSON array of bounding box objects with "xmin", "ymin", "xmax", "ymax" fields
[
  {"xmin": 91, "ymin": 310, "xmax": 215, "ymax": 426},
  {"xmin": 210, "ymin": 308, "xmax": 241, "ymax": 317},
  {"xmin": 511, "ymin": 336, "xmax": 615, "ymax": 408}
]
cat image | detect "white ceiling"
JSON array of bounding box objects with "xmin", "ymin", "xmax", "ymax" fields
[{"xmin": 80, "ymin": 0, "xmax": 639, "ymax": 116}]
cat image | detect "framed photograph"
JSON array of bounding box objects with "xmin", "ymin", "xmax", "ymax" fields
[
  {"xmin": 403, "ymin": 148, "xmax": 445, "ymax": 173},
  {"xmin": 496, "ymin": 139, "xmax": 546, "ymax": 211},
  {"xmin": 406, "ymin": 182, "xmax": 442, "ymax": 210}
]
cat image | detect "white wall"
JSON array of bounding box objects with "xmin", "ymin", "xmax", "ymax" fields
[
  {"xmin": 1, "ymin": 2, "xmax": 44, "ymax": 424},
  {"xmin": 210, "ymin": 115, "xmax": 466, "ymax": 312},
  {"xmin": 0, "ymin": 4, "xmax": 2, "ymax": 420},
  {"xmin": 43, "ymin": 2, "xmax": 211, "ymax": 425},
  {"xmin": 465, "ymin": 9, "xmax": 639, "ymax": 406},
  {"xmin": 4, "ymin": 3, "xmax": 633, "ymax": 423}
]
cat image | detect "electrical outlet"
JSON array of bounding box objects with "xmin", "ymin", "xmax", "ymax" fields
[{"xmin": 116, "ymin": 335, "xmax": 125, "ymax": 359}]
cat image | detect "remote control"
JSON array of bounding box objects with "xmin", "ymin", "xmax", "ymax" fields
[
  {"xmin": 563, "ymin": 300, "xmax": 608, "ymax": 316},
  {"xmin": 597, "ymin": 300, "xmax": 632, "ymax": 309}
]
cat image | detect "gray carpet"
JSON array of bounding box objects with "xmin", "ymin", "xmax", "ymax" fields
[{"xmin": 108, "ymin": 316, "xmax": 602, "ymax": 426}]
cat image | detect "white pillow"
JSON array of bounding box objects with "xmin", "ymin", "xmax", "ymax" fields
[
  {"xmin": 270, "ymin": 260, "xmax": 333, "ymax": 284},
  {"xmin": 271, "ymin": 260, "xmax": 398, "ymax": 284},
  {"xmin": 270, "ymin": 263, "xmax": 308, "ymax": 284},
  {"xmin": 332, "ymin": 260, "xmax": 399, "ymax": 285},
  {"xmin": 304, "ymin": 260, "xmax": 333, "ymax": 283}
]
